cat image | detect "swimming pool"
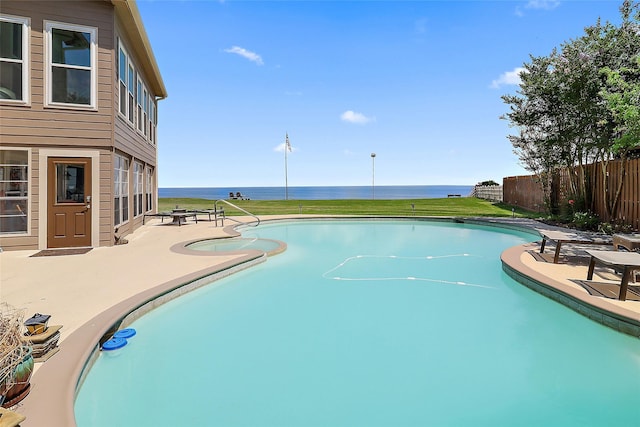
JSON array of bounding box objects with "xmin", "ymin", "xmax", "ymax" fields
[
  {"xmin": 75, "ymin": 220, "xmax": 640, "ymax": 426},
  {"xmin": 186, "ymin": 237, "xmax": 283, "ymax": 254}
]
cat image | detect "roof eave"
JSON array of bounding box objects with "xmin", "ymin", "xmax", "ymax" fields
[{"xmin": 111, "ymin": 0, "xmax": 167, "ymax": 99}]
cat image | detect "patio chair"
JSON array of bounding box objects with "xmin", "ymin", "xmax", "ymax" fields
[
  {"xmin": 585, "ymin": 249, "xmax": 640, "ymax": 301},
  {"xmin": 612, "ymin": 233, "xmax": 640, "ymax": 252},
  {"xmin": 188, "ymin": 207, "xmax": 225, "ymax": 226},
  {"xmin": 536, "ymin": 229, "xmax": 603, "ymax": 263}
]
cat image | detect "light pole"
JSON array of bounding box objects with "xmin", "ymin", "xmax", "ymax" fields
[{"xmin": 370, "ymin": 152, "xmax": 376, "ymax": 199}]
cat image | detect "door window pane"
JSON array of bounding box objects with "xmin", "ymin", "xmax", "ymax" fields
[{"xmin": 55, "ymin": 163, "xmax": 85, "ymax": 203}]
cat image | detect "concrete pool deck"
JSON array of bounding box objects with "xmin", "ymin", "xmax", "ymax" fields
[{"xmin": 1, "ymin": 216, "xmax": 639, "ymax": 426}]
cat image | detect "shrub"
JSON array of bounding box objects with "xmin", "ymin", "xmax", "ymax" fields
[
  {"xmin": 572, "ymin": 211, "xmax": 600, "ymax": 231},
  {"xmin": 599, "ymin": 221, "xmax": 633, "ymax": 235}
]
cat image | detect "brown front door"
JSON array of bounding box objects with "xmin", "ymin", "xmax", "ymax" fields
[{"xmin": 47, "ymin": 157, "xmax": 92, "ymax": 248}]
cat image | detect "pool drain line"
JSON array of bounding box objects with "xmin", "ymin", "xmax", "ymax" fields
[{"xmin": 322, "ymin": 254, "xmax": 494, "ymax": 289}]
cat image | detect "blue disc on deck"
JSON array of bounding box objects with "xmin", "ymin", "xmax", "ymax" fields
[
  {"xmin": 113, "ymin": 328, "xmax": 136, "ymax": 339},
  {"xmin": 102, "ymin": 337, "xmax": 127, "ymax": 351}
]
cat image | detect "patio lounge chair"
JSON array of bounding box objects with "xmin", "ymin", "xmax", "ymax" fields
[
  {"xmin": 612, "ymin": 233, "xmax": 640, "ymax": 252},
  {"xmin": 142, "ymin": 210, "xmax": 197, "ymax": 226},
  {"xmin": 187, "ymin": 207, "xmax": 225, "ymax": 226},
  {"xmin": 537, "ymin": 229, "xmax": 602, "ymax": 264},
  {"xmin": 585, "ymin": 249, "xmax": 640, "ymax": 301}
]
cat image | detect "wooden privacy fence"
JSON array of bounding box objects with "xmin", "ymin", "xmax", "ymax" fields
[
  {"xmin": 503, "ymin": 157, "xmax": 640, "ymax": 231},
  {"xmin": 502, "ymin": 175, "xmax": 547, "ymax": 213}
]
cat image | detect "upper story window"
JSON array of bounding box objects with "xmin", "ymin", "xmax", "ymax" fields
[
  {"xmin": 118, "ymin": 42, "xmax": 135, "ymax": 125},
  {"xmin": 149, "ymin": 100, "xmax": 156, "ymax": 145},
  {"xmin": 0, "ymin": 15, "xmax": 29, "ymax": 103},
  {"xmin": 118, "ymin": 47, "xmax": 127, "ymax": 116},
  {"xmin": 45, "ymin": 21, "xmax": 96, "ymax": 108},
  {"xmin": 127, "ymin": 63, "xmax": 135, "ymax": 124},
  {"xmin": 142, "ymin": 87, "xmax": 148, "ymax": 137},
  {"xmin": 136, "ymin": 77, "xmax": 143, "ymax": 133}
]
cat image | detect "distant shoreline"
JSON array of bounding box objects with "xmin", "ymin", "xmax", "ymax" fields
[{"xmin": 159, "ymin": 185, "xmax": 475, "ymax": 201}]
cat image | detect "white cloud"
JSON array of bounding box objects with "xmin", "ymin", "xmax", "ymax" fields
[
  {"xmin": 490, "ymin": 67, "xmax": 526, "ymax": 89},
  {"xmin": 224, "ymin": 46, "xmax": 264, "ymax": 65},
  {"xmin": 340, "ymin": 110, "xmax": 374, "ymax": 124},
  {"xmin": 415, "ymin": 17, "xmax": 428, "ymax": 35},
  {"xmin": 516, "ymin": 0, "xmax": 561, "ymax": 16},
  {"xmin": 525, "ymin": 0, "xmax": 561, "ymax": 11}
]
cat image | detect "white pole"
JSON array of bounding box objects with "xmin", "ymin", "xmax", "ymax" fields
[
  {"xmin": 285, "ymin": 133, "xmax": 290, "ymax": 200},
  {"xmin": 371, "ymin": 153, "xmax": 376, "ymax": 199}
]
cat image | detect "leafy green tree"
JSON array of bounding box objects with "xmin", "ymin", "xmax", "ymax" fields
[
  {"xmin": 502, "ymin": 0, "xmax": 639, "ymax": 219},
  {"xmin": 598, "ymin": 2, "xmax": 640, "ymax": 218}
]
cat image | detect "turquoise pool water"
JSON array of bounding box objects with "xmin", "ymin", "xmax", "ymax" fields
[
  {"xmin": 186, "ymin": 237, "xmax": 281, "ymax": 253},
  {"xmin": 75, "ymin": 220, "xmax": 640, "ymax": 427}
]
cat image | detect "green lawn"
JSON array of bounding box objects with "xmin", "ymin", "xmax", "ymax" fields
[{"xmin": 159, "ymin": 197, "xmax": 535, "ymax": 218}]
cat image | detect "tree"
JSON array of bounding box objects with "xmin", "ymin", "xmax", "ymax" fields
[
  {"xmin": 501, "ymin": 0, "xmax": 640, "ymax": 218},
  {"xmin": 598, "ymin": 2, "xmax": 640, "ymax": 219}
]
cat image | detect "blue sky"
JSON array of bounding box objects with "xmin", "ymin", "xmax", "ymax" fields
[{"xmin": 137, "ymin": 0, "xmax": 625, "ymax": 188}]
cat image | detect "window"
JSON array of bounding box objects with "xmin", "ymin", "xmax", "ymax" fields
[
  {"xmin": 0, "ymin": 149, "xmax": 28, "ymax": 234},
  {"xmin": 118, "ymin": 46, "xmax": 127, "ymax": 116},
  {"xmin": 143, "ymin": 87, "xmax": 148, "ymax": 137},
  {"xmin": 133, "ymin": 161, "xmax": 143, "ymax": 217},
  {"xmin": 45, "ymin": 21, "xmax": 96, "ymax": 108},
  {"xmin": 136, "ymin": 78, "xmax": 143, "ymax": 133},
  {"xmin": 127, "ymin": 63, "xmax": 135, "ymax": 124},
  {"xmin": 118, "ymin": 42, "xmax": 135, "ymax": 125},
  {"xmin": 149, "ymin": 100, "xmax": 156, "ymax": 144},
  {"xmin": 114, "ymin": 154, "xmax": 129, "ymax": 226},
  {"xmin": 0, "ymin": 15, "xmax": 29, "ymax": 103},
  {"xmin": 145, "ymin": 167, "xmax": 153, "ymax": 212}
]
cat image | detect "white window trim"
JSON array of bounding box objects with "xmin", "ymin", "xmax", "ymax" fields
[
  {"xmin": 0, "ymin": 14, "xmax": 30, "ymax": 104},
  {"xmin": 44, "ymin": 20, "xmax": 97, "ymax": 109}
]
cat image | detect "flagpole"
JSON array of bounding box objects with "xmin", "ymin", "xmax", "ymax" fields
[{"xmin": 284, "ymin": 133, "xmax": 289, "ymax": 200}]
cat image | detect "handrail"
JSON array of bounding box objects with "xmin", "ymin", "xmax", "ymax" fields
[{"xmin": 214, "ymin": 199, "xmax": 260, "ymax": 227}]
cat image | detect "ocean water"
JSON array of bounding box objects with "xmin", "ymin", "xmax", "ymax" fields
[{"xmin": 158, "ymin": 185, "xmax": 474, "ymax": 200}]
